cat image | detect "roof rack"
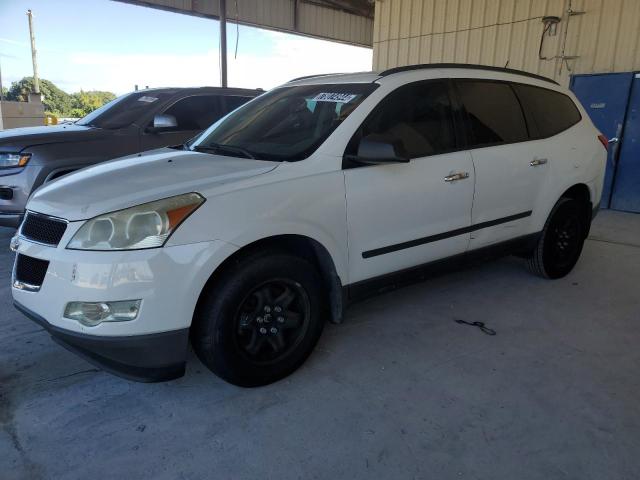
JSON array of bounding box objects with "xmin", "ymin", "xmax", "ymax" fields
[
  {"xmin": 379, "ymin": 63, "xmax": 559, "ymax": 85},
  {"xmin": 287, "ymin": 73, "xmax": 345, "ymax": 83}
]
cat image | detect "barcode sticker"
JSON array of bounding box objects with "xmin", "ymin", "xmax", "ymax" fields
[{"xmin": 311, "ymin": 93, "xmax": 357, "ymax": 103}]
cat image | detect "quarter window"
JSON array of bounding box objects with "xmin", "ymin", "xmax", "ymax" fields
[
  {"xmin": 513, "ymin": 84, "xmax": 581, "ymax": 138},
  {"xmin": 352, "ymin": 81, "xmax": 457, "ymax": 159},
  {"xmin": 456, "ymin": 81, "xmax": 528, "ymax": 147}
]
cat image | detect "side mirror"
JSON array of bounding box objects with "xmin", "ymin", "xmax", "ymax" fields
[
  {"xmin": 147, "ymin": 113, "xmax": 177, "ymax": 133},
  {"xmin": 352, "ymin": 135, "xmax": 409, "ymax": 165}
]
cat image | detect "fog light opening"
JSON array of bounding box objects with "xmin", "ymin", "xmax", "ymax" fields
[{"xmin": 64, "ymin": 300, "xmax": 141, "ymax": 327}]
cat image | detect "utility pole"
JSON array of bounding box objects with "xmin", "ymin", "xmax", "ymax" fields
[
  {"xmin": 0, "ymin": 57, "xmax": 4, "ymax": 101},
  {"xmin": 219, "ymin": 0, "xmax": 228, "ymax": 87},
  {"xmin": 27, "ymin": 9, "xmax": 40, "ymax": 94},
  {"xmin": 0, "ymin": 57, "xmax": 4, "ymax": 130}
]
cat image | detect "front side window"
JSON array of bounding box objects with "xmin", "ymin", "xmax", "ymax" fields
[
  {"xmin": 191, "ymin": 83, "xmax": 377, "ymax": 161},
  {"xmin": 513, "ymin": 84, "xmax": 581, "ymax": 138},
  {"xmin": 161, "ymin": 95, "xmax": 225, "ymax": 131},
  {"xmin": 347, "ymin": 81, "xmax": 457, "ymax": 159},
  {"xmin": 456, "ymin": 80, "xmax": 528, "ymax": 147},
  {"xmin": 223, "ymin": 95, "xmax": 254, "ymax": 112}
]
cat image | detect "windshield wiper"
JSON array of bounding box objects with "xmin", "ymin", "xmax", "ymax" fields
[
  {"xmin": 169, "ymin": 142, "xmax": 188, "ymax": 150},
  {"xmin": 193, "ymin": 143, "xmax": 256, "ymax": 159}
]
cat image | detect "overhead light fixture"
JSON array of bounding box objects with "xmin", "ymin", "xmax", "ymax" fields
[{"xmin": 542, "ymin": 16, "xmax": 561, "ymax": 36}]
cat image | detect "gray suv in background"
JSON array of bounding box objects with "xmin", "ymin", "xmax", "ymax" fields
[{"xmin": 0, "ymin": 86, "xmax": 260, "ymax": 227}]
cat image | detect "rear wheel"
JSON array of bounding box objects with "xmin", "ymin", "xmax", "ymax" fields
[
  {"xmin": 527, "ymin": 197, "xmax": 587, "ymax": 279},
  {"xmin": 192, "ymin": 252, "xmax": 324, "ymax": 387}
]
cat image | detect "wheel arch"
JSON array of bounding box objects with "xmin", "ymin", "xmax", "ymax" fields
[
  {"xmin": 559, "ymin": 183, "xmax": 593, "ymax": 237},
  {"xmin": 195, "ymin": 234, "xmax": 345, "ymax": 325},
  {"xmin": 45, "ymin": 167, "xmax": 78, "ymax": 183}
]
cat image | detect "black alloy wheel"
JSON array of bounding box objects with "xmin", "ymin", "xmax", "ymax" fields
[
  {"xmin": 527, "ymin": 197, "xmax": 587, "ymax": 279},
  {"xmin": 234, "ymin": 279, "xmax": 311, "ymax": 364},
  {"xmin": 192, "ymin": 252, "xmax": 324, "ymax": 387}
]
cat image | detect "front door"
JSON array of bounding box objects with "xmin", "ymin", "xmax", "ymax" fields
[{"xmin": 344, "ymin": 80, "xmax": 475, "ymax": 284}]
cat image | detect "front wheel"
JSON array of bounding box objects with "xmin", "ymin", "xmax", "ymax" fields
[
  {"xmin": 192, "ymin": 252, "xmax": 325, "ymax": 387},
  {"xmin": 527, "ymin": 197, "xmax": 587, "ymax": 279}
]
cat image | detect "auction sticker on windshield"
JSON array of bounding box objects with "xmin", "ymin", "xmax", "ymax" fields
[
  {"xmin": 137, "ymin": 96, "xmax": 159, "ymax": 103},
  {"xmin": 311, "ymin": 93, "xmax": 357, "ymax": 103}
]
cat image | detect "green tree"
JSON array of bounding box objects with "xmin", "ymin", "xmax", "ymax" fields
[
  {"xmin": 6, "ymin": 77, "xmax": 116, "ymax": 118},
  {"xmin": 71, "ymin": 90, "xmax": 116, "ymax": 117},
  {"xmin": 7, "ymin": 77, "xmax": 74, "ymax": 116}
]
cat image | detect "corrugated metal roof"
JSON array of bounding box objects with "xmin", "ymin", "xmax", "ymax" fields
[
  {"xmin": 373, "ymin": 0, "xmax": 640, "ymax": 86},
  {"xmin": 114, "ymin": 0, "xmax": 374, "ymax": 47}
]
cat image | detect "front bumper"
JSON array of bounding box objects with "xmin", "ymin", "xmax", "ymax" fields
[
  {"xmin": 11, "ymin": 222, "xmax": 239, "ymax": 382},
  {"xmin": 0, "ymin": 212, "xmax": 23, "ymax": 228},
  {"xmin": 15, "ymin": 301, "xmax": 188, "ymax": 382},
  {"xmin": 1, "ymin": 165, "xmax": 42, "ymax": 227}
]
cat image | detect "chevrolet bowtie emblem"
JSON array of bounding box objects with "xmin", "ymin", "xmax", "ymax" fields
[{"xmin": 9, "ymin": 235, "xmax": 20, "ymax": 252}]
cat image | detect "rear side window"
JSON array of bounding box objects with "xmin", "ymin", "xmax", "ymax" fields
[
  {"xmin": 513, "ymin": 84, "xmax": 581, "ymax": 138},
  {"xmin": 162, "ymin": 95, "xmax": 225, "ymax": 131},
  {"xmin": 351, "ymin": 81, "xmax": 457, "ymax": 159},
  {"xmin": 456, "ymin": 81, "xmax": 528, "ymax": 147}
]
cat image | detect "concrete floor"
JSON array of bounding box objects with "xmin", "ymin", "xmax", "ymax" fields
[{"xmin": 1, "ymin": 210, "xmax": 639, "ymax": 480}]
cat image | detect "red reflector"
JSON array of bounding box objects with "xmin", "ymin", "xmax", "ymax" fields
[{"xmin": 598, "ymin": 134, "xmax": 608, "ymax": 149}]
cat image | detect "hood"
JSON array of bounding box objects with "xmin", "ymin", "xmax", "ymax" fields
[
  {"xmin": 28, "ymin": 148, "xmax": 278, "ymax": 220},
  {"xmin": 0, "ymin": 124, "xmax": 101, "ymax": 150}
]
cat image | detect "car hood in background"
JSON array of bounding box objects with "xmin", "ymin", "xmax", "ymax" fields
[
  {"xmin": 27, "ymin": 148, "xmax": 278, "ymax": 221},
  {"xmin": 0, "ymin": 124, "xmax": 103, "ymax": 150}
]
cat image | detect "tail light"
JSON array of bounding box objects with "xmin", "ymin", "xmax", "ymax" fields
[{"xmin": 598, "ymin": 134, "xmax": 608, "ymax": 150}]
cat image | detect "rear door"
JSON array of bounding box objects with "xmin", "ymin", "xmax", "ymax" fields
[
  {"xmin": 344, "ymin": 80, "xmax": 475, "ymax": 283},
  {"xmin": 456, "ymin": 80, "xmax": 545, "ymax": 249}
]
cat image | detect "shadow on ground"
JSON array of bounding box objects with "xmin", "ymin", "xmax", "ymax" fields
[{"xmin": 1, "ymin": 211, "xmax": 639, "ymax": 479}]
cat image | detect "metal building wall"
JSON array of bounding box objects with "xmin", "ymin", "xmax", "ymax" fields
[
  {"xmin": 117, "ymin": 0, "xmax": 373, "ymax": 47},
  {"xmin": 373, "ymin": 0, "xmax": 640, "ymax": 85}
]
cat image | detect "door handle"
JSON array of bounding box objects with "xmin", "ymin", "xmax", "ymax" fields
[
  {"xmin": 609, "ymin": 137, "xmax": 620, "ymax": 145},
  {"xmin": 530, "ymin": 158, "xmax": 548, "ymax": 167},
  {"xmin": 444, "ymin": 172, "xmax": 470, "ymax": 182}
]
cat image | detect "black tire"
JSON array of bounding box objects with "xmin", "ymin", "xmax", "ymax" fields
[
  {"xmin": 192, "ymin": 252, "xmax": 325, "ymax": 387},
  {"xmin": 527, "ymin": 197, "xmax": 587, "ymax": 279}
]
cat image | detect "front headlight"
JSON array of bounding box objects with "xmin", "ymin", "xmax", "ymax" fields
[
  {"xmin": 0, "ymin": 152, "xmax": 31, "ymax": 169},
  {"xmin": 67, "ymin": 193, "xmax": 205, "ymax": 251}
]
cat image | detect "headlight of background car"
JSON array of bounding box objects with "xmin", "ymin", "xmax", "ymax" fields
[
  {"xmin": 67, "ymin": 193, "xmax": 205, "ymax": 250},
  {"xmin": 0, "ymin": 153, "xmax": 31, "ymax": 169}
]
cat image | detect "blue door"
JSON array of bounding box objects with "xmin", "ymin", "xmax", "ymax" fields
[
  {"xmin": 611, "ymin": 74, "xmax": 640, "ymax": 212},
  {"xmin": 570, "ymin": 73, "xmax": 634, "ymax": 208}
]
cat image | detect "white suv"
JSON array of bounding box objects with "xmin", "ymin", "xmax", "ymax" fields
[{"xmin": 11, "ymin": 64, "xmax": 606, "ymax": 386}]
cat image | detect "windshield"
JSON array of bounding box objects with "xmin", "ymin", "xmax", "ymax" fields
[
  {"xmin": 76, "ymin": 91, "xmax": 174, "ymax": 129},
  {"xmin": 190, "ymin": 83, "xmax": 377, "ymax": 161}
]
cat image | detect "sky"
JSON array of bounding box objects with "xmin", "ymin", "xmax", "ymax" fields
[{"xmin": 0, "ymin": 0, "xmax": 372, "ymax": 95}]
